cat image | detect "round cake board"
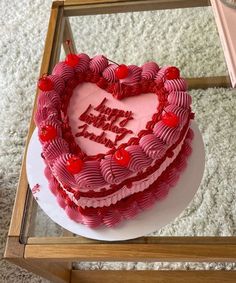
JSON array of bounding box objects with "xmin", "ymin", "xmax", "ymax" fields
[{"xmin": 26, "ymin": 121, "xmax": 205, "ymax": 241}]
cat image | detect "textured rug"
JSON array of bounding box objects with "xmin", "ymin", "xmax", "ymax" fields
[{"xmin": 1, "ymin": 0, "xmax": 236, "ymax": 282}]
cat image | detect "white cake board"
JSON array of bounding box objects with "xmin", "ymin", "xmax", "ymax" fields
[{"xmin": 26, "ymin": 121, "xmax": 205, "ymax": 241}]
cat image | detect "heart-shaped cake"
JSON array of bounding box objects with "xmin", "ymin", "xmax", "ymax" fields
[{"xmin": 34, "ymin": 53, "xmax": 194, "ymax": 228}]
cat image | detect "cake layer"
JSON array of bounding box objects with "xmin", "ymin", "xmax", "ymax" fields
[
  {"xmin": 64, "ymin": 121, "xmax": 190, "ymax": 208},
  {"xmin": 46, "ymin": 128, "xmax": 193, "ymax": 227}
]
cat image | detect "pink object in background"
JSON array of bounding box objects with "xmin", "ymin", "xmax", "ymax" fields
[{"xmin": 211, "ymin": 0, "xmax": 236, "ymax": 87}]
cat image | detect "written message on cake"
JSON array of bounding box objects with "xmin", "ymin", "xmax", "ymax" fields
[{"xmin": 76, "ymin": 98, "xmax": 133, "ymax": 148}]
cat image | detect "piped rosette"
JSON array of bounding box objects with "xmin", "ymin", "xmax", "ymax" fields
[
  {"xmin": 102, "ymin": 64, "xmax": 118, "ymax": 83},
  {"xmin": 141, "ymin": 62, "xmax": 159, "ymax": 80},
  {"xmin": 43, "ymin": 138, "xmax": 69, "ymax": 166},
  {"xmin": 153, "ymin": 121, "xmax": 181, "ymax": 145},
  {"xmin": 75, "ymin": 160, "xmax": 106, "ymax": 191},
  {"xmin": 52, "ymin": 153, "xmax": 77, "ymax": 189},
  {"xmin": 37, "ymin": 90, "xmax": 61, "ymax": 109},
  {"xmin": 74, "ymin": 53, "xmax": 90, "ymax": 73},
  {"xmin": 89, "ymin": 55, "xmax": 108, "ymax": 73},
  {"xmin": 47, "ymin": 75, "xmax": 65, "ymax": 95},
  {"xmin": 52, "ymin": 62, "xmax": 75, "ymax": 81},
  {"xmin": 139, "ymin": 134, "xmax": 168, "ymax": 160},
  {"xmin": 100, "ymin": 155, "xmax": 131, "ymax": 185},
  {"xmin": 120, "ymin": 65, "xmax": 142, "ymax": 85},
  {"xmin": 125, "ymin": 145, "xmax": 152, "ymax": 172}
]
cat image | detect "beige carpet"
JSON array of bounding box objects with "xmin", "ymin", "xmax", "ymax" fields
[{"xmin": 1, "ymin": 1, "xmax": 236, "ymax": 282}]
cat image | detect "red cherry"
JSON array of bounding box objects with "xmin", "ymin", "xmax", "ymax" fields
[
  {"xmin": 39, "ymin": 125, "xmax": 57, "ymax": 142},
  {"xmin": 162, "ymin": 112, "xmax": 179, "ymax": 128},
  {"xmin": 38, "ymin": 76, "xmax": 54, "ymax": 91},
  {"xmin": 114, "ymin": 148, "xmax": 131, "ymax": 166},
  {"xmin": 66, "ymin": 156, "xmax": 83, "ymax": 174},
  {"xmin": 115, "ymin": 64, "xmax": 129, "ymax": 79},
  {"xmin": 65, "ymin": 54, "xmax": 79, "ymax": 67},
  {"xmin": 165, "ymin": 67, "xmax": 180, "ymax": 80}
]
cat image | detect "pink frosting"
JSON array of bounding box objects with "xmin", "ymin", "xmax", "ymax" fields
[
  {"xmin": 48, "ymin": 75, "xmax": 65, "ymax": 95},
  {"xmin": 52, "ymin": 62, "xmax": 74, "ymax": 81},
  {"xmin": 100, "ymin": 155, "xmax": 131, "ymax": 184},
  {"xmin": 34, "ymin": 106, "xmax": 58, "ymax": 127},
  {"xmin": 120, "ymin": 65, "xmax": 142, "ymax": 85},
  {"xmin": 153, "ymin": 181, "xmax": 170, "ymax": 200},
  {"xmin": 56, "ymin": 192, "xmax": 67, "ymax": 209},
  {"xmin": 74, "ymin": 53, "xmax": 90, "ymax": 73},
  {"xmin": 75, "ymin": 160, "xmax": 106, "ymax": 190},
  {"xmin": 43, "ymin": 138, "xmax": 69, "ymax": 164},
  {"xmin": 52, "ymin": 153, "xmax": 77, "ymax": 188},
  {"xmin": 78, "ymin": 208, "xmax": 102, "ymax": 228},
  {"xmin": 125, "ymin": 145, "xmax": 152, "ymax": 172},
  {"xmin": 49, "ymin": 177, "xmax": 59, "ymax": 196},
  {"xmin": 164, "ymin": 78, "xmax": 187, "ymax": 91},
  {"xmin": 139, "ymin": 134, "xmax": 168, "ymax": 159},
  {"xmin": 154, "ymin": 66, "xmax": 170, "ymax": 83},
  {"xmin": 153, "ymin": 121, "xmax": 180, "ymax": 145},
  {"xmin": 102, "ymin": 209, "xmax": 122, "ymax": 227},
  {"xmin": 44, "ymin": 166, "xmax": 53, "ymax": 180},
  {"xmin": 137, "ymin": 189, "xmax": 156, "ymax": 210},
  {"xmin": 39, "ymin": 118, "xmax": 62, "ymax": 142},
  {"xmin": 89, "ymin": 55, "xmax": 108, "ymax": 73},
  {"xmin": 168, "ymin": 91, "xmax": 192, "ymax": 108},
  {"xmin": 164, "ymin": 104, "xmax": 189, "ymax": 125},
  {"xmin": 37, "ymin": 90, "xmax": 60, "ymax": 109},
  {"xmin": 112, "ymin": 82, "xmax": 126, "ymax": 100},
  {"xmin": 141, "ymin": 62, "xmax": 159, "ymax": 80},
  {"xmin": 118, "ymin": 200, "xmax": 140, "ymax": 219},
  {"xmin": 65, "ymin": 205, "xmax": 83, "ymax": 223},
  {"xmin": 102, "ymin": 64, "xmax": 118, "ymax": 83}
]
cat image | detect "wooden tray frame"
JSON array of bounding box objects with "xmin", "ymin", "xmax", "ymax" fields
[{"xmin": 4, "ymin": 1, "xmax": 236, "ymax": 282}]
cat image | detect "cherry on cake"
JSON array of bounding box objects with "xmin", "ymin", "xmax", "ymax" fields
[{"xmin": 34, "ymin": 52, "xmax": 194, "ymax": 228}]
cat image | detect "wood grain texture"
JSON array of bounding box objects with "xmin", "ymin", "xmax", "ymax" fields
[
  {"xmin": 186, "ymin": 75, "xmax": 231, "ymax": 89},
  {"xmin": 7, "ymin": 5, "xmax": 62, "ymax": 237},
  {"xmin": 9, "ymin": 259, "xmax": 70, "ymax": 283},
  {"xmin": 4, "ymin": 236, "xmax": 25, "ymax": 259},
  {"xmin": 63, "ymin": 0, "xmax": 210, "ymax": 16},
  {"xmin": 26, "ymin": 236, "xmax": 236, "ymax": 245},
  {"xmin": 24, "ymin": 243, "xmax": 236, "ymax": 261},
  {"xmin": 63, "ymin": 17, "xmax": 77, "ymax": 54},
  {"xmin": 71, "ymin": 270, "xmax": 236, "ymax": 283},
  {"xmin": 64, "ymin": 0, "xmax": 129, "ymax": 4}
]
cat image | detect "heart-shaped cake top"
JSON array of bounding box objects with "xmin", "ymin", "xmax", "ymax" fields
[{"xmin": 35, "ymin": 53, "xmax": 192, "ymax": 191}]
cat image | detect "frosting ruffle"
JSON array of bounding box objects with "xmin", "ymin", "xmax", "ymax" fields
[
  {"xmin": 43, "ymin": 138, "xmax": 69, "ymax": 164},
  {"xmin": 34, "ymin": 106, "xmax": 58, "ymax": 127},
  {"xmin": 164, "ymin": 104, "xmax": 189, "ymax": 125},
  {"xmin": 75, "ymin": 160, "xmax": 106, "ymax": 190},
  {"xmin": 37, "ymin": 90, "xmax": 61, "ymax": 109},
  {"xmin": 89, "ymin": 55, "xmax": 108, "ymax": 73},
  {"xmin": 100, "ymin": 155, "xmax": 131, "ymax": 184},
  {"xmin": 52, "ymin": 62, "xmax": 74, "ymax": 81},
  {"xmin": 52, "ymin": 153, "xmax": 77, "ymax": 188},
  {"xmin": 141, "ymin": 62, "xmax": 159, "ymax": 80},
  {"xmin": 139, "ymin": 134, "xmax": 168, "ymax": 160},
  {"xmin": 168, "ymin": 91, "xmax": 192, "ymax": 108},
  {"xmin": 47, "ymin": 75, "xmax": 65, "ymax": 95},
  {"xmin": 74, "ymin": 53, "xmax": 90, "ymax": 73},
  {"xmin": 153, "ymin": 121, "xmax": 180, "ymax": 145},
  {"xmin": 102, "ymin": 64, "xmax": 118, "ymax": 83},
  {"xmin": 164, "ymin": 78, "xmax": 187, "ymax": 91},
  {"xmin": 120, "ymin": 65, "xmax": 142, "ymax": 85},
  {"xmin": 125, "ymin": 145, "xmax": 152, "ymax": 172}
]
